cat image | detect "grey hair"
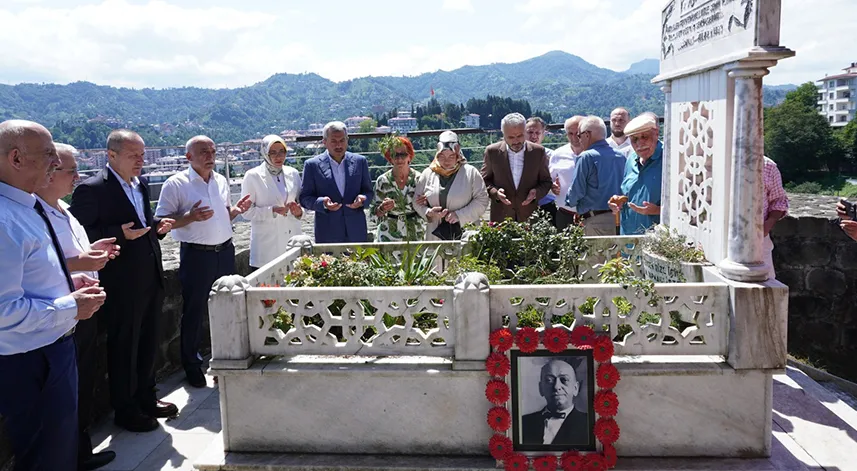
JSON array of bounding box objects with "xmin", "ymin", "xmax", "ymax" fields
[
  {"xmin": 580, "ymin": 115, "xmax": 607, "ymax": 140},
  {"xmin": 185, "ymin": 135, "xmax": 214, "ymax": 154},
  {"xmin": 54, "ymin": 143, "xmax": 78, "ymax": 159},
  {"xmin": 501, "ymin": 113, "xmax": 526, "ymax": 130},
  {"xmin": 526, "ymin": 116, "xmax": 546, "ymax": 129},
  {"xmin": 106, "ymin": 129, "xmax": 142, "ymax": 153},
  {"xmin": 563, "ymin": 115, "xmax": 584, "ymax": 131},
  {"xmin": 322, "ymin": 121, "xmax": 348, "ymax": 140}
]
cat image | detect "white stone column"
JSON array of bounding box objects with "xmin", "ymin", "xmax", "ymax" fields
[
  {"xmin": 452, "ymin": 272, "xmax": 490, "ymax": 370},
  {"xmin": 208, "ymin": 275, "xmax": 253, "ymax": 369},
  {"xmin": 718, "ymin": 62, "xmax": 774, "ymax": 282},
  {"xmin": 659, "ymin": 81, "xmax": 672, "ymax": 227}
]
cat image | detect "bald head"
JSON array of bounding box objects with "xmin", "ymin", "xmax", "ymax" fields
[
  {"xmin": 0, "ymin": 120, "xmax": 59, "ymax": 193},
  {"xmin": 610, "ymin": 108, "xmax": 631, "ymax": 138}
]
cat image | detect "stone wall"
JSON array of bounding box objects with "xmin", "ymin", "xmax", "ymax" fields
[{"xmin": 771, "ymin": 194, "xmax": 857, "ymax": 382}]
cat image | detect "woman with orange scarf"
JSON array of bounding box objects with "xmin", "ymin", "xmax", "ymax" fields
[{"xmin": 414, "ymin": 131, "xmax": 489, "ymax": 240}]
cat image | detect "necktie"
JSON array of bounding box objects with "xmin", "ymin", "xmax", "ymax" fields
[{"xmin": 34, "ymin": 200, "xmax": 75, "ymax": 292}]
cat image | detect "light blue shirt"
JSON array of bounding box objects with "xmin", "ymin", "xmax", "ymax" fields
[
  {"xmin": 107, "ymin": 164, "xmax": 147, "ymax": 226},
  {"xmin": 565, "ymin": 139, "xmax": 626, "ymax": 214},
  {"xmin": 0, "ymin": 182, "xmax": 78, "ymax": 355},
  {"xmin": 619, "ymin": 142, "xmax": 663, "ymax": 235},
  {"xmin": 327, "ymin": 153, "xmax": 347, "ymax": 197}
]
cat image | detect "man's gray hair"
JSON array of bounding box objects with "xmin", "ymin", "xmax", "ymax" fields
[
  {"xmin": 106, "ymin": 129, "xmax": 142, "ymax": 153},
  {"xmin": 54, "ymin": 143, "xmax": 78, "ymax": 159},
  {"xmin": 563, "ymin": 115, "xmax": 584, "ymax": 131},
  {"xmin": 580, "ymin": 115, "xmax": 607, "ymax": 139},
  {"xmin": 185, "ymin": 135, "xmax": 214, "ymax": 154},
  {"xmin": 322, "ymin": 121, "xmax": 348, "ymax": 140},
  {"xmin": 501, "ymin": 113, "xmax": 526, "ymax": 130},
  {"xmin": 526, "ymin": 116, "xmax": 546, "ymax": 128}
]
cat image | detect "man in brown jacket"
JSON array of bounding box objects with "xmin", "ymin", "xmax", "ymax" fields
[{"xmin": 481, "ymin": 112, "xmax": 552, "ymax": 222}]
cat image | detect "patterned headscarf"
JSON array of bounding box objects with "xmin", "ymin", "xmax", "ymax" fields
[{"xmin": 261, "ymin": 134, "xmax": 289, "ymax": 176}]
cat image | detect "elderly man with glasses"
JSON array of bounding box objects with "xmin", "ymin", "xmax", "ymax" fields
[{"xmin": 565, "ymin": 115, "xmax": 627, "ymax": 236}]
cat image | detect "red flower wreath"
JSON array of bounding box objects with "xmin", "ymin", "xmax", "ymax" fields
[
  {"xmin": 515, "ymin": 327, "xmax": 539, "ymax": 353},
  {"xmin": 504, "ymin": 453, "xmax": 529, "ymax": 471},
  {"xmin": 490, "ymin": 328, "xmax": 514, "ymax": 352},
  {"xmin": 560, "ymin": 451, "xmax": 584, "ymax": 471},
  {"xmin": 592, "ymin": 336, "xmax": 615, "ymax": 363},
  {"xmin": 486, "ymin": 352, "xmax": 511, "ymax": 377},
  {"xmin": 596, "ymin": 363, "xmax": 620, "ymax": 390},
  {"xmin": 489, "ymin": 434, "xmax": 513, "ymax": 460},
  {"xmin": 594, "ymin": 417, "xmax": 621, "ymax": 445},
  {"xmin": 602, "ymin": 444, "xmax": 618, "ymax": 468},
  {"xmin": 542, "ymin": 327, "xmax": 569, "ymax": 353},
  {"xmin": 485, "ymin": 379, "xmax": 510, "ymax": 405},
  {"xmin": 486, "ymin": 407, "xmax": 511, "ymax": 432},
  {"xmin": 593, "ymin": 390, "xmax": 619, "ymax": 417},
  {"xmin": 583, "ymin": 453, "xmax": 607, "ymax": 471},
  {"xmin": 532, "ymin": 455, "xmax": 558, "ymax": 471},
  {"xmin": 570, "ymin": 326, "xmax": 596, "ymax": 348}
]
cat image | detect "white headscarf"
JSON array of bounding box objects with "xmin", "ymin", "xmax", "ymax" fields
[{"xmin": 261, "ymin": 134, "xmax": 289, "ymax": 176}]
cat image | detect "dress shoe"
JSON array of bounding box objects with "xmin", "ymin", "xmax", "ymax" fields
[
  {"xmin": 114, "ymin": 412, "xmax": 159, "ymax": 433},
  {"xmin": 81, "ymin": 450, "xmax": 116, "ymax": 471},
  {"xmin": 142, "ymin": 400, "xmax": 179, "ymax": 418},
  {"xmin": 186, "ymin": 368, "xmax": 207, "ymax": 388}
]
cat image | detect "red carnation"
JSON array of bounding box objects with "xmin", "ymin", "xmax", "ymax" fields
[
  {"xmin": 485, "ymin": 379, "xmax": 510, "ymax": 405},
  {"xmin": 532, "ymin": 455, "xmax": 558, "ymax": 471},
  {"xmin": 261, "ymin": 299, "xmax": 276, "ymax": 308},
  {"xmin": 486, "ymin": 352, "xmax": 511, "ymax": 377},
  {"xmin": 594, "ymin": 417, "xmax": 620, "ymax": 445},
  {"xmin": 489, "ymin": 434, "xmax": 513, "ymax": 460},
  {"xmin": 486, "ymin": 407, "xmax": 511, "ymax": 432},
  {"xmin": 490, "ymin": 329, "xmax": 514, "ymax": 352},
  {"xmin": 542, "ymin": 327, "xmax": 569, "ymax": 353},
  {"xmin": 320, "ymin": 260, "xmax": 328, "ymax": 268},
  {"xmin": 584, "ymin": 453, "xmax": 607, "ymax": 471},
  {"xmin": 592, "ymin": 336, "xmax": 615, "ymax": 363},
  {"xmin": 560, "ymin": 451, "xmax": 584, "ymax": 471},
  {"xmin": 602, "ymin": 444, "xmax": 618, "ymax": 468},
  {"xmin": 515, "ymin": 327, "xmax": 539, "ymax": 353},
  {"xmin": 596, "ymin": 363, "xmax": 620, "ymax": 390},
  {"xmin": 593, "ymin": 390, "xmax": 619, "ymax": 417},
  {"xmin": 570, "ymin": 326, "xmax": 596, "ymax": 348},
  {"xmin": 504, "ymin": 453, "xmax": 529, "ymax": 471}
]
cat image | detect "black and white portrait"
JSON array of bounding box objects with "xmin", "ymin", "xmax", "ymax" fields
[{"xmin": 511, "ymin": 350, "xmax": 595, "ymax": 452}]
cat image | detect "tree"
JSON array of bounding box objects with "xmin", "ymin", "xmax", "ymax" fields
[
  {"xmin": 357, "ymin": 118, "xmax": 377, "ymax": 133},
  {"xmin": 836, "ymin": 119, "xmax": 857, "ymax": 169},
  {"xmin": 784, "ymin": 82, "xmax": 819, "ymax": 109}
]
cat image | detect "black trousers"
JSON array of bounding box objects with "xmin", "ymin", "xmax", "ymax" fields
[
  {"xmin": 179, "ymin": 242, "xmax": 235, "ymax": 372},
  {"xmin": 0, "ymin": 336, "xmax": 78, "ymax": 471},
  {"xmin": 556, "ymin": 208, "xmax": 576, "ymax": 231},
  {"xmin": 538, "ymin": 201, "xmax": 558, "ymax": 227},
  {"xmin": 103, "ymin": 272, "xmax": 164, "ymax": 419},
  {"xmin": 73, "ymin": 317, "xmax": 98, "ymax": 465}
]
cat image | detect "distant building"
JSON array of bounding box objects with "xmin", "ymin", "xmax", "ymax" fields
[
  {"xmin": 305, "ymin": 123, "xmax": 324, "ymax": 137},
  {"xmin": 375, "ymin": 125, "xmax": 392, "ymax": 134},
  {"xmin": 144, "ymin": 148, "xmax": 162, "ymax": 165},
  {"xmin": 464, "ymin": 113, "xmax": 481, "ymax": 128},
  {"xmin": 89, "ymin": 150, "xmax": 108, "ymax": 169},
  {"xmin": 818, "ymin": 62, "xmax": 857, "ymax": 127},
  {"xmin": 389, "ymin": 111, "xmax": 418, "ymax": 134},
  {"xmin": 344, "ymin": 116, "xmax": 373, "ymax": 132}
]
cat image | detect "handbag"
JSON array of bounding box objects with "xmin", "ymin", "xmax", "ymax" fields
[{"xmin": 432, "ymin": 219, "xmax": 463, "ymax": 240}]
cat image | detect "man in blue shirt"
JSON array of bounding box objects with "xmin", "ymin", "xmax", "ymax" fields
[
  {"xmin": 565, "ymin": 116, "xmax": 627, "ymax": 235},
  {"xmin": 608, "ymin": 114, "xmax": 663, "ymax": 235},
  {"xmin": 0, "ymin": 120, "xmax": 107, "ymax": 471}
]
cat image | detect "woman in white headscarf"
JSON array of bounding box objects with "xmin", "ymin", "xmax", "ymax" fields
[{"xmin": 241, "ymin": 135, "xmax": 303, "ymax": 270}]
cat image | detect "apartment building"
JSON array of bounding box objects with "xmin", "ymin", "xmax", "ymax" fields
[{"xmin": 818, "ymin": 62, "xmax": 857, "ymax": 127}]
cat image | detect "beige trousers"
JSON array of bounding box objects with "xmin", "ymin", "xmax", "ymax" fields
[{"xmin": 582, "ymin": 212, "xmax": 616, "ymax": 236}]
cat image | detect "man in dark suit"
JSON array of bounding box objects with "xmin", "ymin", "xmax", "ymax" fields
[
  {"xmin": 521, "ymin": 358, "xmax": 590, "ymax": 446},
  {"xmin": 300, "ymin": 121, "xmax": 374, "ymax": 243},
  {"xmin": 70, "ymin": 130, "xmax": 178, "ymax": 433},
  {"xmin": 481, "ymin": 113, "xmax": 552, "ymax": 223}
]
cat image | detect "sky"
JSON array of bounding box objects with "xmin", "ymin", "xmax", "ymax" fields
[{"xmin": 1, "ymin": 0, "xmax": 855, "ymax": 89}]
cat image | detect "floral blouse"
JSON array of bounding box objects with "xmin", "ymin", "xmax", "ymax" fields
[{"xmin": 370, "ymin": 168, "xmax": 425, "ymax": 242}]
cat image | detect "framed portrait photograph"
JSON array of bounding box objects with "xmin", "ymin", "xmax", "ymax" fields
[{"xmin": 510, "ymin": 349, "xmax": 596, "ymax": 452}]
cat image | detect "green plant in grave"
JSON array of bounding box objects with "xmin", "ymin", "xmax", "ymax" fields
[
  {"xmin": 366, "ymin": 245, "xmax": 441, "ymax": 287},
  {"xmin": 642, "ymin": 225, "xmax": 707, "ymax": 264}
]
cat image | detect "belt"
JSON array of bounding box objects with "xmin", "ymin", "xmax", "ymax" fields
[
  {"xmin": 54, "ymin": 326, "xmax": 76, "ymax": 344},
  {"xmin": 580, "ymin": 209, "xmax": 611, "ymax": 220},
  {"xmin": 558, "ymin": 207, "xmax": 577, "ymax": 216},
  {"xmin": 182, "ymin": 239, "xmax": 233, "ymax": 252}
]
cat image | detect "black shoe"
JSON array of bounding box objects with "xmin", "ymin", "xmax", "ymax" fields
[
  {"xmin": 114, "ymin": 412, "xmax": 159, "ymax": 433},
  {"xmin": 186, "ymin": 368, "xmax": 207, "ymax": 388},
  {"xmin": 81, "ymin": 451, "xmax": 116, "ymax": 471},
  {"xmin": 142, "ymin": 400, "xmax": 179, "ymax": 418}
]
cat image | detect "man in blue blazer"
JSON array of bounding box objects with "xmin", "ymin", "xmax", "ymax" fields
[{"xmin": 300, "ymin": 121, "xmax": 374, "ymax": 243}]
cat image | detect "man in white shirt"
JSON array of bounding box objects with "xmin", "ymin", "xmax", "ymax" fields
[
  {"xmin": 551, "ymin": 116, "xmax": 585, "ymax": 230},
  {"xmin": 35, "ymin": 143, "xmax": 120, "ymax": 470},
  {"xmin": 527, "ymin": 116, "xmax": 561, "ymax": 226},
  {"xmin": 606, "ymin": 107, "xmax": 632, "ymax": 157},
  {"xmin": 0, "ymin": 120, "xmax": 106, "ymax": 471},
  {"xmin": 155, "ymin": 135, "xmax": 251, "ymax": 388},
  {"xmin": 521, "ymin": 358, "xmax": 590, "ymax": 446}
]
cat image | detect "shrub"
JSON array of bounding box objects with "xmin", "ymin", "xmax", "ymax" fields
[{"xmin": 642, "ymin": 225, "xmax": 707, "ymax": 264}]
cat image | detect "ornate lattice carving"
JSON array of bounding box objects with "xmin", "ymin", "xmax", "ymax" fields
[
  {"xmin": 676, "ymin": 101, "xmax": 715, "ymax": 233},
  {"xmin": 578, "ymin": 236, "xmax": 643, "ymax": 281},
  {"xmin": 247, "ymin": 287, "xmax": 455, "ymax": 356}
]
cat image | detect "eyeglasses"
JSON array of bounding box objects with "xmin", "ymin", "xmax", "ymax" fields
[
  {"xmin": 267, "ymin": 149, "xmax": 287, "ymax": 158},
  {"xmin": 391, "ymin": 152, "xmax": 409, "ymax": 160}
]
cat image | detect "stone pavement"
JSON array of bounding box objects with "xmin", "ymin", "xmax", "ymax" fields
[{"xmin": 91, "ymin": 365, "xmax": 857, "ymax": 471}]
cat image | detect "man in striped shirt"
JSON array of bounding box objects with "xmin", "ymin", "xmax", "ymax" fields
[{"xmin": 763, "ymin": 157, "xmax": 789, "ymax": 279}]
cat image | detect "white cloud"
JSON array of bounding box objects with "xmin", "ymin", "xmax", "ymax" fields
[{"xmin": 441, "ymin": 0, "xmax": 474, "ymax": 13}]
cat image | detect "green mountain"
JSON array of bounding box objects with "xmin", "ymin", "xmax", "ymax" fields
[
  {"xmin": 0, "ymin": 51, "xmax": 792, "ymax": 147},
  {"xmin": 623, "ymin": 59, "xmax": 660, "ymax": 75}
]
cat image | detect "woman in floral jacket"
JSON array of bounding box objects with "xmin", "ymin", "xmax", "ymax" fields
[{"xmin": 370, "ymin": 136, "xmax": 425, "ymax": 242}]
